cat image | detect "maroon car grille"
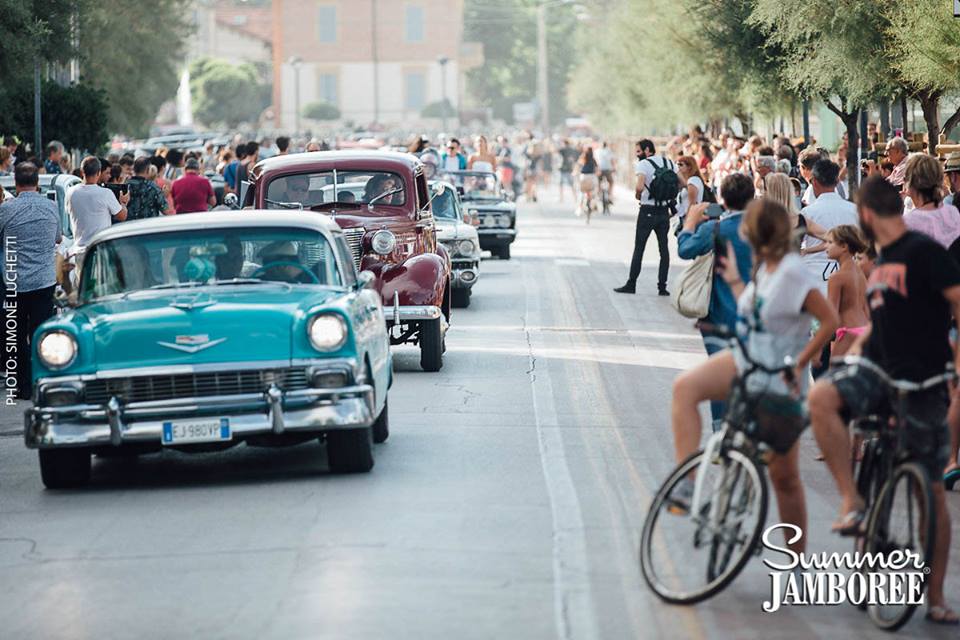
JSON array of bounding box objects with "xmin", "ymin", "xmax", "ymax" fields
[{"xmin": 342, "ymin": 228, "xmax": 365, "ymax": 270}]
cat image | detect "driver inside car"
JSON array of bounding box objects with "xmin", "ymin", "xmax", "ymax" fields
[
  {"xmin": 256, "ymin": 241, "xmax": 316, "ymax": 284},
  {"xmin": 276, "ymin": 175, "xmax": 321, "ymax": 207},
  {"xmin": 363, "ymin": 174, "xmax": 403, "ymax": 205}
]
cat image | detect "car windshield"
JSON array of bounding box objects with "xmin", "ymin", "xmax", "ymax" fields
[
  {"xmin": 446, "ymin": 172, "xmax": 500, "ymax": 200},
  {"xmin": 265, "ymin": 170, "xmax": 406, "ymax": 210},
  {"xmin": 430, "ymin": 187, "xmax": 460, "ymax": 220},
  {"xmin": 80, "ymin": 227, "xmax": 342, "ymax": 302}
]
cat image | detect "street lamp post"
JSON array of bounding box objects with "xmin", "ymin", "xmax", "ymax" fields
[
  {"xmin": 288, "ymin": 56, "xmax": 302, "ymax": 134},
  {"xmin": 438, "ymin": 56, "xmax": 450, "ymax": 133}
]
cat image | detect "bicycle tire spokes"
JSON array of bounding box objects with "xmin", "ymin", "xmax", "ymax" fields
[{"xmin": 640, "ymin": 448, "xmax": 768, "ymax": 604}]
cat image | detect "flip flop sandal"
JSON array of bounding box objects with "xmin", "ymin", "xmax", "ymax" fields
[
  {"xmin": 944, "ymin": 467, "xmax": 960, "ymax": 491},
  {"xmin": 831, "ymin": 509, "xmax": 866, "ymax": 537},
  {"xmin": 925, "ymin": 605, "xmax": 960, "ymax": 626}
]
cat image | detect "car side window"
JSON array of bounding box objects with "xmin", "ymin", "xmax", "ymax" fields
[{"xmin": 335, "ymin": 235, "xmax": 357, "ymax": 287}]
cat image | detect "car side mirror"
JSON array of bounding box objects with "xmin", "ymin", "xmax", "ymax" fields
[
  {"xmin": 456, "ymin": 186, "xmax": 465, "ymax": 196},
  {"xmin": 223, "ymin": 193, "xmax": 240, "ymax": 209},
  {"xmin": 356, "ymin": 270, "xmax": 376, "ymax": 290}
]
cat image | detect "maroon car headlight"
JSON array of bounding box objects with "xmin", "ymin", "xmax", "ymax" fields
[{"xmin": 370, "ymin": 230, "xmax": 396, "ymax": 255}]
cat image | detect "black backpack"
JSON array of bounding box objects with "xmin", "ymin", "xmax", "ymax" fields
[{"xmin": 645, "ymin": 157, "xmax": 682, "ymax": 207}]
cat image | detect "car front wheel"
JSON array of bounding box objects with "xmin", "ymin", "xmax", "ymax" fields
[
  {"xmin": 326, "ymin": 428, "xmax": 374, "ymax": 473},
  {"xmin": 420, "ymin": 317, "xmax": 444, "ymax": 371},
  {"xmin": 39, "ymin": 448, "xmax": 92, "ymax": 489},
  {"xmin": 372, "ymin": 399, "xmax": 389, "ymax": 444},
  {"xmin": 451, "ymin": 288, "xmax": 471, "ymax": 308}
]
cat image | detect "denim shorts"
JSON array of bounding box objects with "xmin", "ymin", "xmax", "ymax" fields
[{"xmin": 825, "ymin": 364, "xmax": 950, "ymax": 480}]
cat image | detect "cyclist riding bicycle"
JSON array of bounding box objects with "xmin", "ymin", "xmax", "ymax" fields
[
  {"xmin": 670, "ymin": 198, "xmax": 838, "ymax": 556},
  {"xmin": 809, "ymin": 176, "xmax": 960, "ymax": 626}
]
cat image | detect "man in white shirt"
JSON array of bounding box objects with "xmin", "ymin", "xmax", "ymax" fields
[
  {"xmin": 596, "ymin": 141, "xmax": 615, "ymax": 198},
  {"xmin": 614, "ymin": 139, "xmax": 676, "ymax": 296},
  {"xmin": 68, "ymin": 156, "xmax": 128, "ymax": 249},
  {"xmin": 801, "ymin": 159, "xmax": 857, "ymax": 291}
]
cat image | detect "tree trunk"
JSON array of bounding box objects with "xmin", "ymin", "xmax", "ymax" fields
[
  {"xmin": 900, "ymin": 94, "xmax": 909, "ymax": 136},
  {"xmin": 843, "ymin": 113, "xmax": 860, "ymax": 193},
  {"xmin": 918, "ymin": 90, "xmax": 942, "ymax": 155},
  {"xmin": 942, "ymin": 107, "xmax": 960, "ymax": 141},
  {"xmin": 878, "ymin": 99, "xmax": 890, "ymax": 141}
]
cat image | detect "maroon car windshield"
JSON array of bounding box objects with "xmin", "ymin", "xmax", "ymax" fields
[{"xmin": 265, "ymin": 170, "xmax": 407, "ymax": 210}]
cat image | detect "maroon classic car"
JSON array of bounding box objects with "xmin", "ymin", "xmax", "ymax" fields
[{"xmin": 245, "ymin": 151, "xmax": 451, "ymax": 371}]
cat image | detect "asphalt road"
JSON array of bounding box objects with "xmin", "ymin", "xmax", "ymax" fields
[{"xmin": 1, "ymin": 187, "xmax": 958, "ymax": 639}]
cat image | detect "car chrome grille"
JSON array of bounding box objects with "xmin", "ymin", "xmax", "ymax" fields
[
  {"xmin": 342, "ymin": 228, "xmax": 365, "ymax": 270},
  {"xmin": 83, "ymin": 368, "xmax": 311, "ymax": 404}
]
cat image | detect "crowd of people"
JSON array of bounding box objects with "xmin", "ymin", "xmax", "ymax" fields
[{"xmin": 623, "ymin": 125, "xmax": 960, "ymax": 625}]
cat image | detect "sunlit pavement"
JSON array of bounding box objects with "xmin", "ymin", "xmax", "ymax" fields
[{"xmin": 1, "ymin": 188, "xmax": 957, "ymax": 639}]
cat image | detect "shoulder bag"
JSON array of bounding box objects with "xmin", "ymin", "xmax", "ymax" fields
[{"xmin": 671, "ymin": 221, "xmax": 718, "ymax": 319}]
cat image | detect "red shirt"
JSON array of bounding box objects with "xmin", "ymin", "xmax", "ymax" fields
[{"xmin": 171, "ymin": 172, "xmax": 214, "ymax": 213}]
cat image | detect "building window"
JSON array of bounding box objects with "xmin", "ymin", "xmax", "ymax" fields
[
  {"xmin": 318, "ymin": 72, "xmax": 338, "ymax": 106},
  {"xmin": 405, "ymin": 5, "xmax": 424, "ymax": 43},
  {"xmin": 318, "ymin": 5, "xmax": 337, "ymax": 43},
  {"xmin": 404, "ymin": 71, "xmax": 426, "ymax": 111}
]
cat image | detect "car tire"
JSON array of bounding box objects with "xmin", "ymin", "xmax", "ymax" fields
[
  {"xmin": 372, "ymin": 399, "xmax": 389, "ymax": 444},
  {"xmin": 498, "ymin": 244, "xmax": 511, "ymax": 260},
  {"xmin": 326, "ymin": 428, "xmax": 374, "ymax": 473},
  {"xmin": 451, "ymin": 288, "xmax": 471, "ymax": 308},
  {"xmin": 420, "ymin": 317, "xmax": 444, "ymax": 372},
  {"xmin": 39, "ymin": 449, "xmax": 92, "ymax": 489}
]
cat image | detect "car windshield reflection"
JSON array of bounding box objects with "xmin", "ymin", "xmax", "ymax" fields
[
  {"xmin": 265, "ymin": 170, "xmax": 406, "ymax": 210},
  {"xmin": 80, "ymin": 227, "xmax": 342, "ymax": 303}
]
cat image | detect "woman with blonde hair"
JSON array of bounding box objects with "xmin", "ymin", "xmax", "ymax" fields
[
  {"xmin": 903, "ymin": 153, "xmax": 960, "ymax": 249},
  {"xmin": 468, "ymin": 135, "xmax": 497, "ymax": 172},
  {"xmin": 765, "ymin": 172, "xmax": 826, "ymax": 251},
  {"xmin": 669, "ymin": 197, "xmax": 838, "ymax": 555}
]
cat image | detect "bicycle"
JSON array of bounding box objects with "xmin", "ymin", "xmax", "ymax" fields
[
  {"xmin": 842, "ymin": 356, "xmax": 954, "ymax": 630},
  {"xmin": 639, "ymin": 329, "xmax": 803, "ymax": 604},
  {"xmin": 578, "ymin": 178, "xmax": 597, "ymax": 223},
  {"xmin": 600, "ymin": 179, "xmax": 612, "ymax": 215}
]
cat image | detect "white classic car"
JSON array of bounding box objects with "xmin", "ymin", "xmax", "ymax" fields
[{"xmin": 429, "ymin": 180, "xmax": 480, "ymax": 308}]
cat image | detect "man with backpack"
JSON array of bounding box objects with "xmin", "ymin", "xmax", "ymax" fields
[{"xmin": 615, "ymin": 139, "xmax": 681, "ymax": 296}]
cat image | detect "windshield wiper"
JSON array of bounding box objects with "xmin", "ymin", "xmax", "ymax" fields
[{"xmin": 265, "ymin": 198, "xmax": 304, "ymax": 210}]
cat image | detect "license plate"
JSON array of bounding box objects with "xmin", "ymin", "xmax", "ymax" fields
[{"xmin": 162, "ymin": 418, "xmax": 231, "ymax": 445}]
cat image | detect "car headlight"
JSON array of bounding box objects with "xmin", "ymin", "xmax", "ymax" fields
[
  {"xmin": 308, "ymin": 314, "xmax": 348, "ymax": 351},
  {"xmin": 457, "ymin": 239, "xmax": 475, "ymax": 255},
  {"xmin": 370, "ymin": 229, "xmax": 396, "ymax": 255},
  {"xmin": 38, "ymin": 331, "xmax": 77, "ymax": 369},
  {"xmin": 497, "ymin": 214, "xmax": 512, "ymax": 228}
]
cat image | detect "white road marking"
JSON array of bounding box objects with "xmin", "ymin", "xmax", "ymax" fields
[
  {"xmin": 554, "ymin": 258, "xmax": 590, "ymax": 267},
  {"xmin": 523, "ymin": 260, "xmax": 600, "ymax": 640}
]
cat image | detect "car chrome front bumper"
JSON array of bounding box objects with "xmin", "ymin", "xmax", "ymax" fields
[
  {"xmin": 25, "ymin": 383, "xmax": 375, "ymax": 449},
  {"xmin": 386, "ymin": 291, "xmax": 443, "ymax": 326},
  {"xmin": 477, "ymin": 229, "xmax": 517, "ymax": 246}
]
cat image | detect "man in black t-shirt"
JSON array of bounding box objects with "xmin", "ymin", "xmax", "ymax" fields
[
  {"xmin": 808, "ymin": 176, "xmax": 960, "ymax": 625},
  {"xmin": 558, "ymin": 139, "xmax": 580, "ymax": 203}
]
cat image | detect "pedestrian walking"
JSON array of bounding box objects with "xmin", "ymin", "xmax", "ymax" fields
[
  {"xmin": 68, "ymin": 156, "xmax": 128, "ymax": 250},
  {"xmin": 126, "ymin": 156, "xmax": 169, "ymax": 220},
  {"xmin": 614, "ymin": 139, "xmax": 680, "ymax": 296},
  {"xmin": 0, "ymin": 162, "xmax": 62, "ymax": 398},
  {"xmin": 171, "ymin": 158, "xmax": 216, "ymax": 214},
  {"xmin": 884, "ymin": 136, "xmax": 909, "ymax": 189},
  {"xmin": 558, "ymin": 139, "xmax": 579, "ymax": 203}
]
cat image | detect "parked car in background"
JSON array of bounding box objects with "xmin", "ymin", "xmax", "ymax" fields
[
  {"xmin": 429, "ymin": 180, "xmax": 480, "ymax": 308},
  {"xmin": 443, "ymin": 170, "xmax": 517, "ymax": 260},
  {"xmin": 248, "ymin": 151, "xmax": 452, "ymax": 371},
  {"xmin": 26, "ymin": 211, "xmax": 392, "ymax": 488}
]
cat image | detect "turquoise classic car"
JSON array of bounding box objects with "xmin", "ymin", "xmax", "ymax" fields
[{"xmin": 25, "ymin": 211, "xmax": 392, "ymax": 488}]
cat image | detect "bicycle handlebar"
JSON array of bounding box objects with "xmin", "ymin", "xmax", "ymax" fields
[{"xmin": 833, "ymin": 355, "xmax": 956, "ymax": 393}]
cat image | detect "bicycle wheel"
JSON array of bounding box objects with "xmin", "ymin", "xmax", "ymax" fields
[
  {"xmin": 640, "ymin": 448, "xmax": 768, "ymax": 604},
  {"xmin": 864, "ymin": 462, "xmax": 935, "ymax": 630}
]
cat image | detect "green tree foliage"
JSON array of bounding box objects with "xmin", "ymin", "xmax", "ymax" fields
[
  {"xmin": 189, "ymin": 58, "xmax": 271, "ymax": 128},
  {"xmin": 0, "ymin": 78, "xmax": 109, "ymax": 152},
  {"xmin": 303, "ymin": 101, "xmax": 341, "ymax": 121},
  {"xmin": 886, "ymin": 1, "xmax": 960, "ymax": 150},
  {"xmin": 0, "ymin": 0, "xmax": 81, "ymax": 78},
  {"xmin": 464, "ymin": 0, "xmax": 578, "ymax": 124},
  {"xmin": 77, "ymin": 1, "xmax": 193, "ymax": 137}
]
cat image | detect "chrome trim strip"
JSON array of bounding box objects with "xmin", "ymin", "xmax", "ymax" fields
[{"xmin": 36, "ymin": 359, "xmax": 354, "ymax": 384}]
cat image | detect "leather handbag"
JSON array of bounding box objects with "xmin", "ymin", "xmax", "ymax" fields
[{"xmin": 671, "ymin": 223, "xmax": 719, "ymax": 319}]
